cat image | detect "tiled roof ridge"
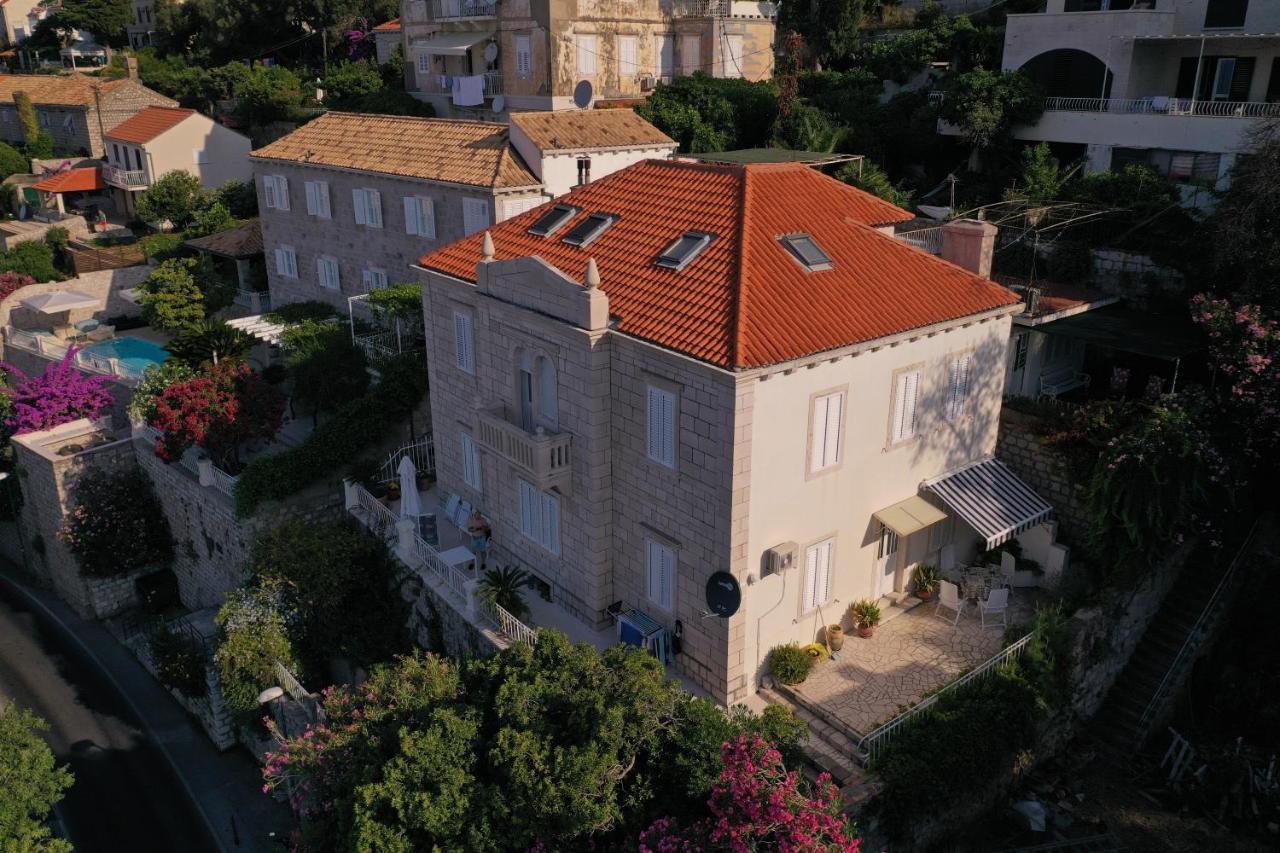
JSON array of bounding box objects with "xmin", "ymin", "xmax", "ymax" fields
[
  {"xmin": 317, "ymin": 111, "xmax": 511, "ymax": 131},
  {"xmin": 727, "ymin": 166, "xmax": 750, "ymax": 369}
]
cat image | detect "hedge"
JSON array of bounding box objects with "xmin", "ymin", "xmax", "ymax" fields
[{"xmin": 233, "ymin": 353, "xmax": 427, "ymax": 517}]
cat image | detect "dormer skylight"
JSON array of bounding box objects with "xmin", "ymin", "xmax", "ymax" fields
[
  {"xmin": 655, "ymin": 231, "xmax": 716, "ymax": 271},
  {"xmin": 527, "ymin": 204, "xmax": 578, "ymax": 237},
  {"xmin": 562, "ymin": 212, "xmax": 618, "ymax": 247},
  {"xmin": 779, "ymin": 233, "xmax": 834, "ymax": 271}
]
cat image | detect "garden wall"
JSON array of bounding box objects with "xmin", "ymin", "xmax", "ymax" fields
[
  {"xmin": 407, "ymin": 572, "xmax": 504, "ymax": 661},
  {"xmin": 996, "ymin": 409, "xmax": 1091, "ymax": 545}
]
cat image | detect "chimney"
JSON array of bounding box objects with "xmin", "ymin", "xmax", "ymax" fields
[
  {"xmin": 126, "ymin": 56, "xmax": 139, "ymax": 80},
  {"xmin": 940, "ymin": 218, "xmax": 997, "ymax": 280}
]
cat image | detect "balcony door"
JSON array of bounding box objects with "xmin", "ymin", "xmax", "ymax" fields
[{"xmin": 519, "ymin": 364, "xmax": 535, "ymax": 431}]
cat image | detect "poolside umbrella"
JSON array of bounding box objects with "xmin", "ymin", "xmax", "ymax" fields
[
  {"xmin": 20, "ymin": 290, "xmax": 99, "ymax": 314},
  {"xmin": 398, "ymin": 455, "xmax": 422, "ymax": 520}
]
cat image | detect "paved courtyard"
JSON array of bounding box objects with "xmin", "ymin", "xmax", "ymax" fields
[{"xmin": 792, "ymin": 590, "xmax": 1041, "ymax": 736}]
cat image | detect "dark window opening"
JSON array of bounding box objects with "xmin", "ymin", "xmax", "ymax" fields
[{"xmin": 1204, "ymin": 0, "xmax": 1248, "ymax": 29}]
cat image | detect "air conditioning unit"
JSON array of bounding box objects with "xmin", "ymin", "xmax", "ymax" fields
[
  {"xmin": 640, "ymin": 76, "xmax": 659, "ymax": 91},
  {"xmin": 764, "ymin": 542, "xmax": 799, "ymax": 576}
]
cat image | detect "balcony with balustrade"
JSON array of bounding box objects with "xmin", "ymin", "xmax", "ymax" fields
[
  {"xmin": 672, "ymin": 0, "xmax": 778, "ymax": 18},
  {"xmin": 102, "ymin": 164, "xmax": 150, "ymax": 190},
  {"xmin": 428, "ymin": 0, "xmax": 497, "ymax": 20},
  {"xmin": 474, "ymin": 405, "xmax": 572, "ymax": 493}
]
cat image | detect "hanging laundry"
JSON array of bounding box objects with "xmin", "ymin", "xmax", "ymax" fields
[{"xmin": 452, "ymin": 74, "xmax": 485, "ymax": 107}]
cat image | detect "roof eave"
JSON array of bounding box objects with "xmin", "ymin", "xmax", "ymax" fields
[{"xmin": 247, "ymin": 154, "xmax": 541, "ymax": 192}]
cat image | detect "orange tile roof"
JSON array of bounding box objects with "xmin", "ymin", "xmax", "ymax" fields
[
  {"xmin": 32, "ymin": 166, "xmax": 105, "ymax": 193},
  {"xmin": 105, "ymin": 105, "xmax": 195, "ymax": 144},
  {"xmin": 373, "ymin": 18, "xmax": 400, "ymax": 31},
  {"xmin": 250, "ymin": 112, "xmax": 539, "ymax": 189},
  {"xmin": 420, "ymin": 160, "xmax": 1020, "ymax": 369},
  {"xmin": 509, "ymin": 110, "xmax": 676, "ymax": 152},
  {"xmin": 0, "ymin": 74, "xmax": 131, "ymax": 107}
]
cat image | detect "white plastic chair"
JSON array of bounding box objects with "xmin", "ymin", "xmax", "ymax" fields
[
  {"xmin": 935, "ymin": 580, "xmax": 965, "ymax": 626},
  {"xmin": 978, "ymin": 587, "xmax": 1009, "ymax": 629},
  {"xmin": 1000, "ymin": 551, "xmax": 1017, "ymax": 588}
]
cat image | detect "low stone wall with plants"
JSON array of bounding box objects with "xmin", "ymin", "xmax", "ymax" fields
[{"xmin": 996, "ymin": 409, "xmax": 1091, "ymax": 543}]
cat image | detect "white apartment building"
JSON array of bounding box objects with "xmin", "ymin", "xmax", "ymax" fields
[
  {"xmin": 995, "ymin": 0, "xmax": 1280, "ymax": 198},
  {"xmin": 415, "ymin": 159, "xmax": 1065, "ymax": 703}
]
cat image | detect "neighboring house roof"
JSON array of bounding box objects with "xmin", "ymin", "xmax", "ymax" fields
[
  {"xmin": 372, "ymin": 18, "xmax": 400, "ymax": 31},
  {"xmin": 183, "ymin": 219, "xmax": 263, "ymax": 259},
  {"xmin": 32, "ymin": 166, "xmax": 104, "ymax": 193},
  {"xmin": 420, "ymin": 160, "xmax": 1019, "ymax": 370},
  {"xmin": 105, "ymin": 105, "xmax": 195, "ymax": 144},
  {"xmin": 994, "ymin": 275, "xmax": 1119, "ymax": 325},
  {"xmin": 0, "ymin": 74, "xmax": 131, "ymax": 107},
  {"xmin": 250, "ymin": 112, "xmax": 539, "ymax": 189},
  {"xmin": 509, "ymin": 110, "xmax": 677, "ymax": 152}
]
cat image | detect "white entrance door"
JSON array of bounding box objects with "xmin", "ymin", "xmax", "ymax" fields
[{"xmin": 876, "ymin": 526, "xmax": 899, "ymax": 598}]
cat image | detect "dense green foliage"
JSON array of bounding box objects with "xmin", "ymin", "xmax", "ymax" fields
[
  {"xmin": 136, "ymin": 171, "xmax": 205, "ymax": 229},
  {"xmin": 0, "ymin": 142, "xmax": 28, "ymax": 181},
  {"xmin": 214, "ymin": 582, "xmax": 300, "ymax": 720},
  {"xmin": 59, "ymin": 468, "xmax": 174, "ymax": 578},
  {"xmin": 139, "ymin": 258, "xmax": 205, "ymax": 332},
  {"xmin": 166, "ymin": 318, "xmax": 254, "ymax": 368},
  {"xmin": 476, "ymin": 565, "xmax": 532, "ymax": 621},
  {"xmin": 138, "ymin": 232, "xmax": 188, "ymax": 262},
  {"xmin": 767, "ymin": 643, "xmax": 814, "ymax": 685},
  {"xmin": 215, "ymin": 179, "xmax": 258, "ymax": 219},
  {"xmin": 265, "ymin": 301, "xmax": 337, "ymax": 325},
  {"xmin": 149, "ymin": 622, "xmax": 209, "ymax": 698},
  {"xmin": 937, "ymin": 68, "xmax": 1042, "ymax": 151},
  {"xmin": 0, "ymin": 701, "xmax": 74, "ymax": 853},
  {"xmin": 364, "ymin": 282, "xmax": 422, "ymax": 324},
  {"xmin": 0, "ymin": 240, "xmax": 60, "ymax": 283},
  {"xmin": 57, "ymin": 0, "xmax": 132, "ymax": 46},
  {"xmin": 234, "ymin": 352, "xmax": 428, "ymax": 516},
  {"xmin": 636, "ymin": 74, "xmax": 778, "ymax": 153},
  {"xmin": 281, "ymin": 321, "xmax": 369, "ymax": 420},
  {"xmin": 1200, "ymin": 125, "xmax": 1280, "ymax": 313}
]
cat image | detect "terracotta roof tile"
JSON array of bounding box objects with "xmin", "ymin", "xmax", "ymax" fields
[
  {"xmin": 105, "ymin": 106, "xmax": 195, "ymax": 144},
  {"xmin": 372, "ymin": 18, "xmax": 400, "ymax": 31},
  {"xmin": 0, "ymin": 74, "xmax": 131, "ymax": 107},
  {"xmin": 32, "ymin": 167, "xmax": 105, "ymax": 193},
  {"xmin": 250, "ymin": 112, "xmax": 539, "ymax": 189},
  {"xmin": 420, "ymin": 160, "xmax": 1019, "ymax": 369},
  {"xmin": 183, "ymin": 219, "xmax": 263, "ymax": 259},
  {"xmin": 509, "ymin": 110, "xmax": 676, "ymax": 152}
]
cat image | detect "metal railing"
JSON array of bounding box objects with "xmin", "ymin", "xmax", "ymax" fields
[
  {"xmin": 377, "ymin": 437, "xmax": 436, "ymax": 485},
  {"xmin": 102, "ymin": 163, "xmax": 149, "ymax": 189},
  {"xmin": 1043, "ymin": 96, "xmax": 1280, "ymax": 118},
  {"xmin": 674, "ymin": 0, "xmax": 778, "ymax": 18},
  {"xmin": 481, "ymin": 599, "xmax": 537, "ymax": 646},
  {"xmin": 856, "ymin": 631, "xmax": 1035, "ymax": 764},
  {"xmin": 897, "ymin": 226, "xmax": 944, "ymax": 255},
  {"xmin": 208, "ymin": 464, "xmax": 238, "ymax": 498},
  {"xmin": 429, "ymin": 0, "xmax": 497, "ymax": 18},
  {"xmin": 354, "ymin": 482, "xmax": 400, "ymax": 539},
  {"xmin": 273, "ymin": 661, "xmax": 311, "ymax": 701},
  {"xmin": 1135, "ymin": 521, "xmax": 1260, "ymax": 741},
  {"xmin": 482, "ymin": 70, "xmax": 503, "ymax": 99},
  {"xmin": 233, "ymin": 288, "xmax": 271, "ymax": 313},
  {"xmin": 354, "ymin": 330, "xmax": 400, "ymax": 362},
  {"xmin": 3, "ymin": 326, "xmax": 139, "ymax": 384}
]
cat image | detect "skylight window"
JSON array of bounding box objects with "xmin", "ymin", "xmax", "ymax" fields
[
  {"xmin": 655, "ymin": 231, "xmax": 716, "ymax": 271},
  {"xmin": 528, "ymin": 204, "xmax": 578, "ymax": 237},
  {"xmin": 561, "ymin": 212, "xmax": 618, "ymax": 247},
  {"xmin": 780, "ymin": 233, "xmax": 834, "ymax": 271}
]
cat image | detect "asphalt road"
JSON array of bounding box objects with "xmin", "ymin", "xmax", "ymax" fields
[{"xmin": 0, "ymin": 592, "xmax": 218, "ymax": 853}]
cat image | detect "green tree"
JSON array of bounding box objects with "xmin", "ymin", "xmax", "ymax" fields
[
  {"xmin": 281, "ymin": 320, "xmax": 369, "ymax": 420},
  {"xmin": 139, "ymin": 258, "xmax": 205, "ymax": 332},
  {"xmin": 57, "ymin": 0, "xmax": 133, "ymax": 47},
  {"xmin": 136, "ymin": 171, "xmax": 206, "ymax": 229},
  {"xmin": 1008, "ymin": 142, "xmax": 1066, "ymax": 205},
  {"xmin": 185, "ymin": 199, "xmax": 234, "ymax": 238},
  {"xmin": 778, "ymin": 0, "xmax": 867, "ymax": 69},
  {"xmin": 0, "ymin": 701, "xmax": 74, "ymax": 853},
  {"xmin": 835, "ymin": 159, "xmax": 913, "ymax": 209},
  {"xmin": 0, "ymin": 240, "xmax": 60, "ymax": 282},
  {"xmin": 635, "ymin": 74, "xmax": 778, "ymax": 153},
  {"xmin": 937, "ymin": 68, "xmax": 1043, "ymax": 151},
  {"xmin": 128, "ymin": 359, "xmax": 196, "ymax": 422},
  {"xmin": 0, "ymin": 142, "xmax": 28, "ymax": 181},
  {"xmin": 214, "ymin": 582, "xmax": 300, "ymax": 720},
  {"xmin": 216, "ymin": 179, "xmax": 258, "ymax": 218},
  {"xmin": 322, "ymin": 61, "xmax": 382, "ymax": 108},
  {"xmin": 1201, "ymin": 124, "xmax": 1280, "ymax": 312},
  {"xmin": 166, "ymin": 318, "xmax": 253, "ymax": 368},
  {"xmin": 235, "ymin": 65, "xmax": 304, "ymax": 127}
]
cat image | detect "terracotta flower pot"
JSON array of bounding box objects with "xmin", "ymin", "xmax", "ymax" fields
[
  {"xmin": 826, "ymin": 625, "xmax": 844, "ymax": 652},
  {"xmin": 916, "ymin": 586, "xmax": 935, "ymax": 601},
  {"xmin": 857, "ymin": 625, "xmax": 875, "ymax": 639}
]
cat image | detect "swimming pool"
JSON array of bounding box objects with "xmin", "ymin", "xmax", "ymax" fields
[{"xmin": 81, "ymin": 337, "xmax": 169, "ymax": 378}]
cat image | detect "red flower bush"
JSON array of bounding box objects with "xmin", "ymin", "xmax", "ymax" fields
[
  {"xmin": 148, "ymin": 361, "xmax": 283, "ymax": 469},
  {"xmin": 639, "ymin": 734, "xmax": 861, "ymax": 853},
  {"xmin": 1, "ymin": 348, "xmax": 112, "ymax": 434},
  {"xmin": 1192, "ymin": 294, "xmax": 1280, "ymax": 459},
  {"xmin": 0, "ymin": 272, "xmax": 36, "ymax": 303}
]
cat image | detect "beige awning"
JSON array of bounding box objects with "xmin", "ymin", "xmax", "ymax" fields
[
  {"xmin": 413, "ymin": 30, "xmax": 493, "ymax": 57},
  {"xmin": 873, "ymin": 495, "xmax": 947, "ymax": 538}
]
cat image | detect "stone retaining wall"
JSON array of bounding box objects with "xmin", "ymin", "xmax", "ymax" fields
[{"xmin": 996, "ymin": 409, "xmax": 1091, "ymax": 545}]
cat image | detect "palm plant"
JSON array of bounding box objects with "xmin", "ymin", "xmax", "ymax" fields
[
  {"xmin": 477, "ymin": 565, "xmax": 532, "ymax": 622},
  {"xmin": 167, "ymin": 319, "xmax": 253, "ymax": 368}
]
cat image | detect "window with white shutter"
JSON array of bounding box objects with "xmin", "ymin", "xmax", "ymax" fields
[
  {"xmin": 304, "ymin": 181, "xmax": 330, "ymax": 218},
  {"xmin": 515, "ymin": 35, "xmax": 532, "ymax": 77},
  {"xmin": 264, "ymin": 175, "xmax": 289, "ymax": 210},
  {"xmin": 576, "ymin": 34, "xmax": 597, "ymax": 75},
  {"xmin": 646, "ymin": 385, "xmax": 676, "ymax": 468},
  {"xmin": 461, "ymin": 432, "xmax": 481, "ymax": 490},
  {"xmin": 353, "ymin": 188, "xmax": 382, "ymax": 228},
  {"xmin": 809, "ymin": 391, "xmax": 844, "ymax": 473},
  {"xmin": 680, "ymin": 34, "xmax": 700, "ymax": 76},
  {"xmin": 891, "ymin": 369, "xmax": 921, "ymax": 444},
  {"xmin": 722, "ymin": 34, "xmax": 744, "ymax": 78},
  {"xmin": 657, "ymin": 34, "xmax": 675, "ymax": 78},
  {"xmin": 453, "ymin": 311, "xmax": 474, "ymax": 374},
  {"xmin": 462, "ymin": 198, "xmax": 490, "ymax": 236},
  {"xmin": 501, "ymin": 196, "xmax": 541, "ymax": 221},
  {"xmin": 274, "ymin": 246, "xmax": 298, "ymax": 279},
  {"xmin": 316, "ymin": 257, "xmax": 340, "ymax": 290},
  {"xmin": 518, "ymin": 480, "xmax": 560, "ymax": 554},
  {"xmin": 361, "ymin": 267, "xmax": 388, "ymax": 291},
  {"xmin": 619, "ymin": 35, "xmax": 638, "ymax": 77},
  {"xmin": 646, "ymin": 540, "xmax": 675, "ymax": 611},
  {"xmin": 801, "ymin": 539, "xmax": 834, "ymax": 613},
  {"xmin": 404, "ymin": 196, "xmax": 436, "ymax": 238},
  {"xmin": 946, "ymin": 354, "xmax": 973, "ymax": 421}
]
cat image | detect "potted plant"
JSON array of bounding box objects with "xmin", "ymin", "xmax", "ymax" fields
[
  {"xmin": 912, "ymin": 564, "xmax": 941, "ymax": 601},
  {"xmin": 850, "ymin": 599, "xmax": 881, "ymax": 638},
  {"xmin": 801, "ymin": 642, "xmax": 830, "ymax": 662},
  {"xmin": 826, "ymin": 623, "xmax": 844, "ymax": 651}
]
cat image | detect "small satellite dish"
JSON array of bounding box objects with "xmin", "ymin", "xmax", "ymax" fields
[
  {"xmin": 573, "ymin": 79, "xmax": 593, "ymax": 109},
  {"xmin": 491, "ymin": 94, "xmax": 506, "ymax": 113},
  {"xmin": 705, "ymin": 571, "xmax": 742, "ymax": 618},
  {"xmin": 483, "ymin": 42, "xmax": 499, "ymax": 63}
]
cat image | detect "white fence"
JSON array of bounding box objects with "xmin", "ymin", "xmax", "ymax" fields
[
  {"xmin": 377, "ymin": 438, "xmax": 435, "ymax": 485},
  {"xmin": 4, "ymin": 325, "xmax": 140, "ymax": 385},
  {"xmin": 856, "ymin": 631, "xmax": 1035, "ymax": 763},
  {"xmin": 354, "ymin": 330, "xmax": 400, "ymax": 362},
  {"xmin": 273, "ymin": 661, "xmax": 312, "ymax": 701},
  {"xmin": 481, "ymin": 599, "xmax": 537, "ymax": 647},
  {"xmin": 207, "ymin": 464, "xmax": 238, "ymax": 498},
  {"xmin": 897, "ymin": 226, "xmax": 944, "ymax": 255},
  {"xmin": 1043, "ymin": 96, "xmax": 1280, "ymax": 119}
]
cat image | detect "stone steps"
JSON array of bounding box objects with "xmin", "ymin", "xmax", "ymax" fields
[{"xmin": 759, "ymin": 686, "xmax": 864, "ymax": 788}]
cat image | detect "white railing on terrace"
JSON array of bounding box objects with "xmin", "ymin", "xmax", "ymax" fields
[
  {"xmin": 273, "ymin": 661, "xmax": 311, "ymax": 701},
  {"xmin": 1043, "ymin": 96, "xmax": 1280, "ymax": 118},
  {"xmin": 377, "ymin": 437, "xmax": 435, "ymax": 485},
  {"xmin": 233, "ymin": 288, "xmax": 271, "ymax": 314},
  {"xmin": 354, "ymin": 330, "xmax": 400, "ymax": 362},
  {"xmin": 429, "ymin": 0, "xmax": 496, "ymax": 18},
  {"xmin": 674, "ymin": 0, "xmax": 778, "ymax": 18},
  {"xmin": 856, "ymin": 631, "xmax": 1035, "ymax": 764},
  {"xmin": 207, "ymin": 464, "xmax": 237, "ymax": 498},
  {"xmin": 3, "ymin": 326, "xmax": 140, "ymax": 384},
  {"xmin": 897, "ymin": 226, "xmax": 944, "ymax": 255},
  {"xmin": 102, "ymin": 163, "xmax": 149, "ymax": 189},
  {"xmin": 481, "ymin": 599, "xmax": 537, "ymax": 647},
  {"xmin": 354, "ymin": 482, "xmax": 399, "ymax": 539},
  {"xmin": 482, "ymin": 70, "xmax": 502, "ymax": 99}
]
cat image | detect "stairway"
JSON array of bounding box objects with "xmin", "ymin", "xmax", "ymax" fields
[{"xmin": 1090, "ymin": 558, "xmax": 1227, "ymax": 751}]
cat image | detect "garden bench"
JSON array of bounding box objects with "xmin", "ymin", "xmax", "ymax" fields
[{"xmin": 1039, "ymin": 365, "xmax": 1090, "ymax": 399}]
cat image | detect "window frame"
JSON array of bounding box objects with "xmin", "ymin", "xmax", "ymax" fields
[
  {"xmin": 528, "ymin": 204, "xmax": 578, "ymax": 236},
  {"xmin": 779, "ymin": 233, "xmax": 834, "ymax": 272},
  {"xmin": 618, "ymin": 34, "xmax": 639, "ymax": 77},
  {"xmin": 646, "ymin": 383, "xmax": 677, "ymax": 469},
  {"xmin": 645, "ymin": 538, "xmax": 676, "ymax": 612},
  {"xmin": 274, "ymin": 245, "xmax": 298, "ymax": 279},
  {"xmin": 807, "ymin": 387, "xmax": 846, "ymax": 477},
  {"xmin": 655, "ymin": 230, "xmax": 716, "ymax": 271},
  {"xmin": 316, "ymin": 255, "xmax": 340, "ymax": 290},
  {"xmin": 576, "ymin": 33, "xmax": 598, "ymax": 75},
  {"xmin": 888, "ymin": 365, "xmax": 923, "ymax": 446},
  {"xmin": 304, "ymin": 180, "xmax": 331, "ymax": 219},
  {"xmin": 515, "ymin": 34, "xmax": 532, "ymax": 77},
  {"xmin": 352, "ymin": 188, "xmax": 383, "ymax": 228},
  {"xmin": 263, "ymin": 174, "xmax": 289, "ymax": 211},
  {"xmin": 361, "ymin": 267, "xmax": 388, "ymax": 292},
  {"xmin": 561, "ymin": 211, "xmax": 617, "ymax": 247},
  {"xmin": 945, "ymin": 352, "xmax": 974, "ymax": 422},
  {"xmin": 462, "ymin": 197, "xmax": 490, "ymax": 237},
  {"xmin": 405, "ymin": 195, "xmax": 436, "ymax": 238},
  {"xmin": 461, "ymin": 430, "xmax": 482, "ymax": 491},
  {"xmin": 518, "ymin": 480, "xmax": 561, "ymax": 555},
  {"xmin": 453, "ymin": 310, "xmax": 475, "ymax": 375},
  {"xmin": 800, "ymin": 537, "xmax": 835, "ymax": 615}
]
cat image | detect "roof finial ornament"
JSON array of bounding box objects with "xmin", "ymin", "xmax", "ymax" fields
[
  {"xmin": 585, "ymin": 257, "xmax": 600, "ymax": 290},
  {"xmin": 481, "ymin": 231, "xmax": 495, "ymax": 261}
]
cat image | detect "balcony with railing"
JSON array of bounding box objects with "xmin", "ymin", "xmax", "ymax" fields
[
  {"xmin": 429, "ymin": 0, "xmax": 497, "ymax": 19},
  {"xmin": 102, "ymin": 163, "xmax": 150, "ymax": 190},
  {"xmin": 673, "ymin": 0, "xmax": 778, "ymax": 18},
  {"xmin": 475, "ymin": 406, "xmax": 572, "ymax": 493},
  {"xmin": 1043, "ymin": 96, "xmax": 1280, "ymax": 118},
  {"xmin": 416, "ymin": 70, "xmax": 504, "ymax": 103}
]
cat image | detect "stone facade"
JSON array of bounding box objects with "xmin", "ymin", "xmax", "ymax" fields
[
  {"xmin": 0, "ymin": 80, "xmax": 177, "ymax": 157},
  {"xmin": 996, "ymin": 409, "xmax": 1091, "ymax": 545}
]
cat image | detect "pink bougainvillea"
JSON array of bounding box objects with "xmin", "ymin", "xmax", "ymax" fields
[
  {"xmin": 1192, "ymin": 293, "xmax": 1280, "ymax": 458},
  {"xmin": 0, "ymin": 272, "xmax": 37, "ymax": 304},
  {"xmin": 1, "ymin": 348, "xmax": 113, "ymax": 434},
  {"xmin": 639, "ymin": 734, "xmax": 861, "ymax": 853}
]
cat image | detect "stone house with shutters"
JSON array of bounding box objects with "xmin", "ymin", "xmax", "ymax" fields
[
  {"xmin": 0, "ymin": 74, "xmax": 177, "ymax": 157},
  {"xmin": 415, "ymin": 158, "xmax": 1067, "ymax": 704},
  {"xmin": 251, "ymin": 110, "xmax": 673, "ymax": 310}
]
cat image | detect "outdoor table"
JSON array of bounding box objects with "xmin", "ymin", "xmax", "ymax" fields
[{"xmin": 438, "ymin": 545, "xmax": 476, "ymax": 574}]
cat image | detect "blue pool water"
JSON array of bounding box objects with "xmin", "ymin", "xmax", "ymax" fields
[{"xmin": 81, "ymin": 337, "xmax": 169, "ymax": 378}]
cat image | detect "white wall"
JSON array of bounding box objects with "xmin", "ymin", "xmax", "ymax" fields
[
  {"xmin": 740, "ymin": 313, "xmax": 1012, "ymax": 683},
  {"xmin": 1014, "ymin": 109, "xmax": 1262, "ymax": 155},
  {"xmin": 505, "ymin": 121, "xmax": 676, "ymax": 199},
  {"xmin": 148, "ymin": 115, "xmax": 252, "ymax": 189}
]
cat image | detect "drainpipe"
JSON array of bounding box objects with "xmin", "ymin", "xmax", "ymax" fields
[{"xmin": 1189, "ymin": 36, "xmax": 1205, "ymax": 113}]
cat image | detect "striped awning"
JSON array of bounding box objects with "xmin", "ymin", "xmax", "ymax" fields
[{"xmin": 923, "ymin": 458, "xmax": 1053, "ymax": 550}]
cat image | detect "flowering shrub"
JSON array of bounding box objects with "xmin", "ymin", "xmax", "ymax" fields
[
  {"xmin": 1, "ymin": 349, "xmax": 112, "ymax": 434},
  {"xmin": 639, "ymin": 734, "xmax": 861, "ymax": 852},
  {"xmin": 126, "ymin": 359, "xmax": 195, "ymax": 424},
  {"xmin": 214, "ymin": 583, "xmax": 298, "ymax": 720},
  {"xmin": 59, "ymin": 468, "xmax": 173, "ymax": 578},
  {"xmin": 0, "ymin": 271, "xmax": 36, "ymax": 303},
  {"xmin": 148, "ymin": 362, "xmax": 283, "ymax": 470},
  {"xmin": 1192, "ymin": 294, "xmax": 1279, "ymax": 460}
]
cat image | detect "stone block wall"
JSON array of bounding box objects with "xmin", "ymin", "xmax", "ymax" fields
[{"xmin": 996, "ymin": 409, "xmax": 1091, "ymax": 545}]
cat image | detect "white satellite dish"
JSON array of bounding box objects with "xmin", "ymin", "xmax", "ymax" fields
[
  {"xmin": 484, "ymin": 42, "xmax": 499, "ymax": 63},
  {"xmin": 491, "ymin": 94, "xmax": 506, "ymax": 113},
  {"xmin": 573, "ymin": 80, "xmax": 593, "ymax": 109}
]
